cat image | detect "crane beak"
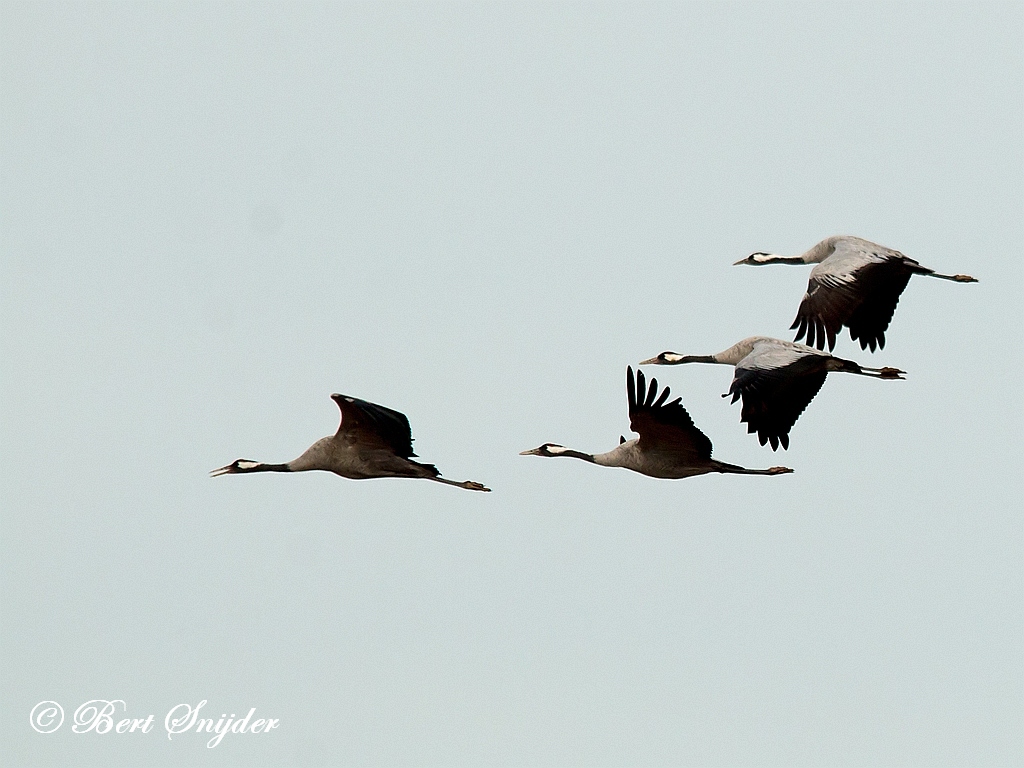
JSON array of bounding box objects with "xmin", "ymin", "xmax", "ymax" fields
[
  {"xmin": 519, "ymin": 447, "xmax": 542, "ymax": 456},
  {"xmin": 210, "ymin": 464, "xmax": 234, "ymax": 477},
  {"xmin": 639, "ymin": 356, "xmax": 661, "ymax": 365},
  {"xmin": 733, "ymin": 257, "xmax": 750, "ymax": 265}
]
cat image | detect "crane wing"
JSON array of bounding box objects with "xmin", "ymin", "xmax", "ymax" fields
[
  {"xmin": 332, "ymin": 395, "xmax": 417, "ymax": 458},
  {"xmin": 792, "ymin": 247, "xmax": 923, "ymax": 352},
  {"xmin": 627, "ymin": 367, "xmax": 713, "ymax": 459},
  {"xmin": 842, "ymin": 259, "xmax": 921, "ymax": 352},
  {"xmin": 728, "ymin": 355, "xmax": 829, "ymax": 450}
]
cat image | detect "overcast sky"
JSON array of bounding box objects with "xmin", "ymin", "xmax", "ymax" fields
[{"xmin": 2, "ymin": 3, "xmax": 1022, "ymax": 766}]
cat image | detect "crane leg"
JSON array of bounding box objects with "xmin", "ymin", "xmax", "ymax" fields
[{"xmin": 428, "ymin": 476, "xmax": 492, "ymax": 492}]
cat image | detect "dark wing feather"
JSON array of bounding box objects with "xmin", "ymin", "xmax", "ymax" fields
[
  {"xmin": 333, "ymin": 396, "xmax": 416, "ymax": 458},
  {"xmin": 626, "ymin": 367, "xmax": 713, "ymax": 459},
  {"xmin": 728, "ymin": 356, "xmax": 829, "ymax": 450},
  {"xmin": 845, "ymin": 260, "xmax": 921, "ymax": 351},
  {"xmin": 791, "ymin": 257, "xmax": 920, "ymax": 352},
  {"xmin": 790, "ymin": 274, "xmax": 853, "ymax": 351}
]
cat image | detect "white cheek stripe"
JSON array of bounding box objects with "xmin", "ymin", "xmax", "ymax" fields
[{"xmin": 237, "ymin": 461, "xmax": 260, "ymax": 469}]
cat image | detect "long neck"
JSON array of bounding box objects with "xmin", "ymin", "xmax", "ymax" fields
[
  {"xmin": 657, "ymin": 354, "xmax": 720, "ymax": 366},
  {"xmin": 550, "ymin": 448, "xmax": 597, "ymax": 463},
  {"xmin": 237, "ymin": 462, "xmax": 291, "ymax": 473},
  {"xmin": 681, "ymin": 354, "xmax": 719, "ymax": 365},
  {"xmin": 753, "ymin": 254, "xmax": 806, "ymax": 265},
  {"xmin": 752, "ymin": 238, "xmax": 834, "ymax": 265}
]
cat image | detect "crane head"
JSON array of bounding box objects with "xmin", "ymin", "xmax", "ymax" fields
[
  {"xmin": 210, "ymin": 459, "xmax": 261, "ymax": 476},
  {"xmin": 519, "ymin": 443, "xmax": 567, "ymax": 457},
  {"xmin": 639, "ymin": 352, "xmax": 684, "ymax": 365},
  {"xmin": 734, "ymin": 252, "xmax": 771, "ymax": 265}
]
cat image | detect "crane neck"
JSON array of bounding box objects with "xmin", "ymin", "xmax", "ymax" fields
[
  {"xmin": 755, "ymin": 253, "xmax": 807, "ymax": 265},
  {"xmin": 762, "ymin": 238, "xmax": 841, "ymax": 264},
  {"xmin": 550, "ymin": 447, "xmax": 597, "ymax": 463},
  {"xmin": 656, "ymin": 354, "xmax": 719, "ymax": 366},
  {"xmin": 683, "ymin": 354, "xmax": 720, "ymax": 365},
  {"xmin": 237, "ymin": 462, "xmax": 292, "ymax": 473}
]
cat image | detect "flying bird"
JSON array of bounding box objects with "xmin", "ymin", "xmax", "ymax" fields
[
  {"xmin": 640, "ymin": 336, "xmax": 905, "ymax": 450},
  {"xmin": 520, "ymin": 367, "xmax": 793, "ymax": 478},
  {"xmin": 734, "ymin": 235, "xmax": 977, "ymax": 351},
  {"xmin": 212, "ymin": 394, "xmax": 490, "ymax": 491}
]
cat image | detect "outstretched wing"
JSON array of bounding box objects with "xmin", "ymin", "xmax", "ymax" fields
[
  {"xmin": 332, "ymin": 395, "xmax": 416, "ymax": 458},
  {"xmin": 728, "ymin": 351, "xmax": 829, "ymax": 450},
  {"xmin": 791, "ymin": 241, "xmax": 921, "ymax": 352},
  {"xmin": 626, "ymin": 366, "xmax": 713, "ymax": 459},
  {"xmin": 842, "ymin": 259, "xmax": 920, "ymax": 352}
]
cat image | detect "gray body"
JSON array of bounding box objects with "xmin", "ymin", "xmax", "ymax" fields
[
  {"xmin": 285, "ymin": 436, "xmax": 436, "ymax": 480},
  {"xmin": 585, "ymin": 438, "xmax": 763, "ymax": 480}
]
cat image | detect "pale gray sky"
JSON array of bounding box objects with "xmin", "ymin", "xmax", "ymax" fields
[{"xmin": 2, "ymin": 2, "xmax": 1022, "ymax": 766}]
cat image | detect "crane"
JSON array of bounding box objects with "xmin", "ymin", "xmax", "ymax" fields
[
  {"xmin": 212, "ymin": 393, "xmax": 490, "ymax": 491},
  {"xmin": 734, "ymin": 235, "xmax": 977, "ymax": 351},
  {"xmin": 520, "ymin": 367, "xmax": 793, "ymax": 478},
  {"xmin": 641, "ymin": 336, "xmax": 905, "ymax": 450}
]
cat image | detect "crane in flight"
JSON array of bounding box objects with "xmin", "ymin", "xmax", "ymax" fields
[
  {"xmin": 641, "ymin": 336, "xmax": 905, "ymax": 450},
  {"xmin": 212, "ymin": 393, "xmax": 490, "ymax": 491},
  {"xmin": 734, "ymin": 235, "xmax": 977, "ymax": 351},
  {"xmin": 520, "ymin": 367, "xmax": 793, "ymax": 478}
]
